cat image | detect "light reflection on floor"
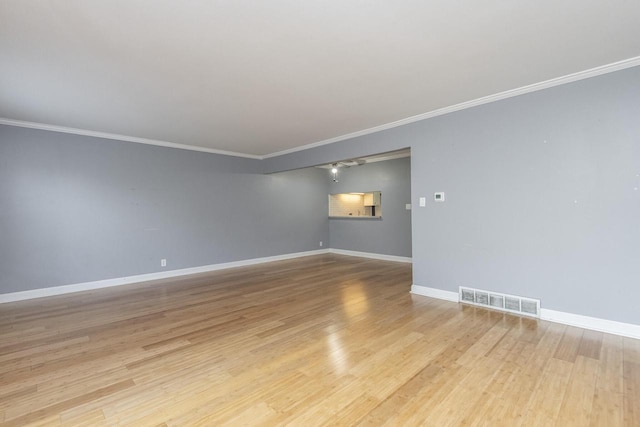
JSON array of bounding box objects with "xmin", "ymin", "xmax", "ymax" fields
[
  {"xmin": 326, "ymin": 332, "xmax": 348, "ymax": 375},
  {"xmin": 341, "ymin": 281, "xmax": 369, "ymax": 319}
]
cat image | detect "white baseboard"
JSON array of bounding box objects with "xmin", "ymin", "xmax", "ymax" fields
[
  {"xmin": 410, "ymin": 284, "xmax": 458, "ymax": 302},
  {"xmin": 0, "ymin": 249, "xmax": 330, "ymax": 304},
  {"xmin": 329, "ymin": 248, "xmax": 412, "ymax": 263},
  {"xmin": 0, "ymin": 248, "xmax": 411, "ymax": 304},
  {"xmin": 540, "ymin": 309, "xmax": 640, "ymax": 340},
  {"xmin": 410, "ymin": 284, "xmax": 640, "ymax": 340}
]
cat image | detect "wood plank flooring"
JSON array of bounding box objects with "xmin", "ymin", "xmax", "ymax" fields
[{"xmin": 1, "ymin": 254, "xmax": 639, "ymax": 426}]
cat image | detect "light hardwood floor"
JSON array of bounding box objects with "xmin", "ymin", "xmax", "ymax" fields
[{"xmin": 0, "ymin": 254, "xmax": 639, "ymax": 426}]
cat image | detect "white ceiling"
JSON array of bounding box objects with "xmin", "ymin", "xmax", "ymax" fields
[{"xmin": 1, "ymin": 1, "xmax": 640, "ymax": 158}]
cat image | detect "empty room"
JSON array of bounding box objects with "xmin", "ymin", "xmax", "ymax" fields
[{"xmin": 1, "ymin": 1, "xmax": 640, "ymax": 426}]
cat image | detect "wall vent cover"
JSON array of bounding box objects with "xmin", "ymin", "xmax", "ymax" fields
[
  {"xmin": 458, "ymin": 286, "xmax": 540, "ymax": 318},
  {"xmin": 461, "ymin": 288, "xmax": 475, "ymax": 303}
]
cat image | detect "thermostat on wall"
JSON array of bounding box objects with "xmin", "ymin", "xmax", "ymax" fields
[{"xmin": 434, "ymin": 192, "xmax": 445, "ymax": 202}]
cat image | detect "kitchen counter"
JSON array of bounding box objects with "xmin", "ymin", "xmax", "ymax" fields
[{"xmin": 329, "ymin": 216, "xmax": 382, "ymax": 220}]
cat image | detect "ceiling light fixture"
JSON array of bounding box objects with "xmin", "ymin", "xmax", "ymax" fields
[{"xmin": 331, "ymin": 163, "xmax": 338, "ymax": 182}]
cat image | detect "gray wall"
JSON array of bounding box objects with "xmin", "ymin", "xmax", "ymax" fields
[
  {"xmin": 328, "ymin": 157, "xmax": 412, "ymax": 257},
  {"xmin": 0, "ymin": 125, "xmax": 329, "ymax": 293},
  {"xmin": 3, "ymin": 65, "xmax": 640, "ymax": 325},
  {"xmin": 264, "ymin": 66, "xmax": 640, "ymax": 325},
  {"xmin": 410, "ymin": 70, "xmax": 640, "ymax": 325}
]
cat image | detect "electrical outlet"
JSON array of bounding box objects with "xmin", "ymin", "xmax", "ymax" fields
[
  {"xmin": 161, "ymin": 259, "xmax": 167, "ymax": 267},
  {"xmin": 319, "ymin": 241, "xmax": 323, "ymax": 247},
  {"xmin": 419, "ymin": 197, "xmax": 426, "ymax": 207}
]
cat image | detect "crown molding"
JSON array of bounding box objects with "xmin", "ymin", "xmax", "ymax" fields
[
  {"xmin": 0, "ymin": 118, "xmax": 262, "ymax": 160},
  {"xmin": 262, "ymin": 56, "xmax": 640, "ymax": 159},
  {"xmin": 2, "ymin": 56, "xmax": 639, "ymax": 160}
]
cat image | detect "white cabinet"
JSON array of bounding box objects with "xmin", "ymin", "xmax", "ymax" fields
[{"xmin": 363, "ymin": 191, "xmax": 381, "ymax": 206}]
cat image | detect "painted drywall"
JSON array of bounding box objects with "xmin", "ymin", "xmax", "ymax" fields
[
  {"xmin": 2, "ymin": 66, "xmax": 639, "ymax": 325},
  {"xmin": 0, "ymin": 125, "xmax": 329, "ymax": 293},
  {"xmin": 327, "ymin": 157, "xmax": 412, "ymax": 257},
  {"xmin": 265, "ymin": 66, "xmax": 640, "ymax": 325}
]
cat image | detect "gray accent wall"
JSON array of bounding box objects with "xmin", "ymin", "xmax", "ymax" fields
[
  {"xmin": 328, "ymin": 157, "xmax": 412, "ymax": 257},
  {"xmin": 264, "ymin": 66, "xmax": 640, "ymax": 325},
  {"xmin": 0, "ymin": 125, "xmax": 329, "ymax": 293}
]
